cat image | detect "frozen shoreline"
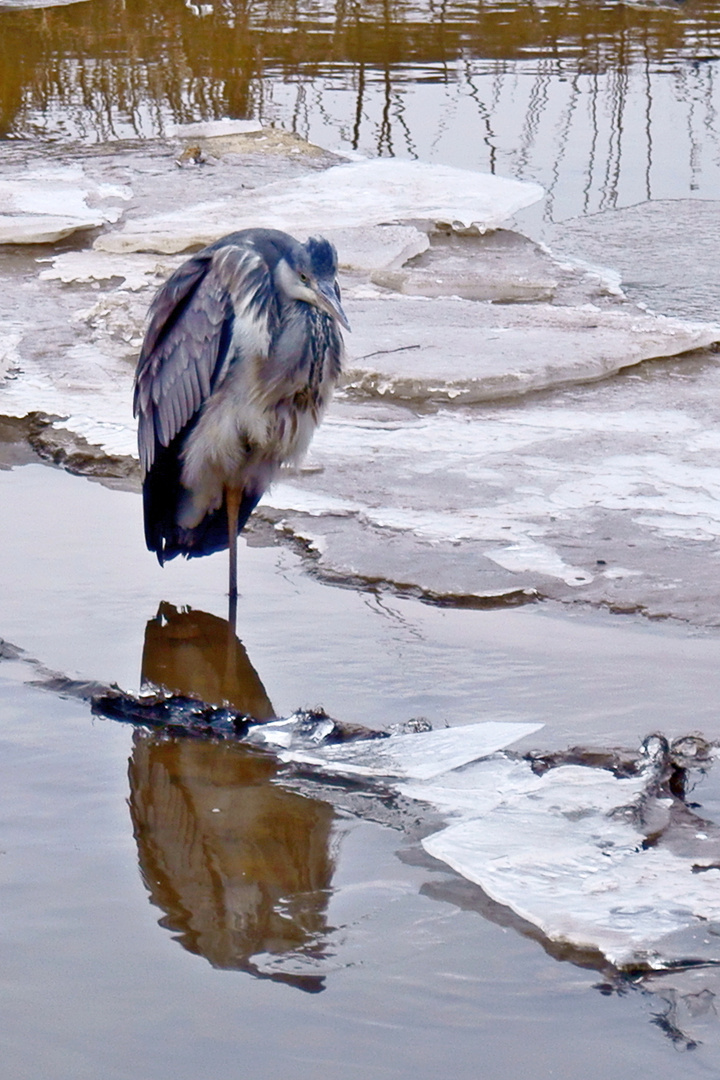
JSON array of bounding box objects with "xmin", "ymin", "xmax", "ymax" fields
[{"xmin": 2, "ymin": 133, "xmax": 720, "ymax": 623}]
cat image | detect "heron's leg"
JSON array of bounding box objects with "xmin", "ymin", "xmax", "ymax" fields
[{"xmin": 226, "ymin": 486, "xmax": 242, "ymax": 605}]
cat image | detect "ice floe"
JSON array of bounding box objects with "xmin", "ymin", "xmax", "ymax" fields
[
  {"xmin": 414, "ymin": 751, "xmax": 720, "ymax": 970},
  {"xmin": 94, "ymin": 159, "xmax": 545, "ymax": 254},
  {"xmin": 343, "ymin": 292, "xmax": 720, "ymax": 403},
  {"xmin": 252, "ymin": 708, "xmax": 720, "ymax": 971},
  {"xmin": 253, "ymin": 718, "xmax": 544, "ymax": 780},
  {"xmin": 0, "ymin": 165, "xmax": 131, "ymax": 244}
]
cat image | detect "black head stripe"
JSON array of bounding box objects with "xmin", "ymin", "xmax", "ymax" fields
[{"xmin": 304, "ymin": 236, "xmax": 338, "ymax": 279}]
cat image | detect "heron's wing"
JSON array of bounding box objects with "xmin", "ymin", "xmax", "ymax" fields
[{"xmin": 133, "ymin": 242, "xmax": 277, "ymax": 475}]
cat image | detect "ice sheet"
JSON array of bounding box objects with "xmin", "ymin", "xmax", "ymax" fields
[
  {"xmin": 0, "ymin": 166, "xmax": 130, "ymax": 244},
  {"xmin": 94, "ymin": 159, "xmax": 545, "ymax": 254},
  {"xmin": 270, "ymin": 720, "xmax": 544, "ymax": 779},
  {"xmin": 266, "ymin": 390, "xmax": 720, "ymax": 621},
  {"xmin": 414, "ymin": 758, "xmax": 720, "ymax": 969},
  {"xmin": 344, "ymin": 293, "xmax": 720, "ymax": 403}
]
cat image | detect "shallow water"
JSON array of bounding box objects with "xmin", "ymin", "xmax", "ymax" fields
[
  {"xmin": 4, "ymin": 676, "xmax": 699, "ymax": 1080},
  {"xmin": 4, "ymin": 463, "xmax": 720, "ymax": 1077},
  {"xmin": 4, "ymin": 463, "xmax": 720, "ymax": 748}
]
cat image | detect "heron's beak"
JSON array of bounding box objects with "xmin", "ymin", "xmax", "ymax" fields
[{"xmin": 315, "ymin": 281, "xmax": 351, "ymax": 332}]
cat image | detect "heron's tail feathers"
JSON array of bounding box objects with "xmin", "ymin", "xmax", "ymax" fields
[
  {"xmin": 142, "ymin": 434, "xmax": 261, "ymax": 563},
  {"xmin": 151, "ymin": 494, "xmax": 261, "ymax": 564}
]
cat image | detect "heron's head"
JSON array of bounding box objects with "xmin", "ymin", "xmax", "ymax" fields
[{"xmin": 275, "ymin": 235, "xmax": 350, "ymax": 331}]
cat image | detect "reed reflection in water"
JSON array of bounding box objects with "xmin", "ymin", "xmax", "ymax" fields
[
  {"xmin": 2, "ymin": 0, "xmax": 720, "ymax": 217},
  {"xmin": 128, "ymin": 603, "xmax": 336, "ymax": 993}
]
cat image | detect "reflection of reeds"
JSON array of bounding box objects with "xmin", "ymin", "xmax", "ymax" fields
[
  {"xmin": 2, "ymin": 0, "xmax": 717, "ymax": 137},
  {"xmin": 0, "ymin": 0, "xmax": 261, "ymax": 137},
  {"xmin": 1, "ymin": 0, "xmax": 719, "ymax": 215}
]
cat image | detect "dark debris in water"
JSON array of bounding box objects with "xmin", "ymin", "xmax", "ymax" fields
[
  {"xmin": 525, "ymin": 732, "xmax": 715, "ymax": 796},
  {"xmin": 92, "ymin": 687, "xmax": 254, "ymax": 739},
  {"xmin": 91, "ymin": 686, "xmax": 385, "ymax": 745}
]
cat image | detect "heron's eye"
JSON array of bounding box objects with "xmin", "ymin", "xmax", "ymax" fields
[{"xmin": 299, "ymin": 272, "xmax": 309, "ymax": 284}]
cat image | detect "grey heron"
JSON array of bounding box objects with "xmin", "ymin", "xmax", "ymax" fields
[{"xmin": 134, "ymin": 227, "xmax": 349, "ymax": 612}]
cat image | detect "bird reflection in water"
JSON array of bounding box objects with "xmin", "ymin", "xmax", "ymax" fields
[
  {"xmin": 140, "ymin": 601, "xmax": 276, "ymax": 721},
  {"xmin": 127, "ymin": 602, "xmax": 336, "ymax": 993}
]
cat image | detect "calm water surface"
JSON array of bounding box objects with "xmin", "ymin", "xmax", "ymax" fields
[{"xmin": 3, "ymin": 463, "xmax": 720, "ymax": 1079}]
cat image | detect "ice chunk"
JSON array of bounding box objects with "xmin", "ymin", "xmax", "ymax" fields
[
  {"xmin": 168, "ymin": 119, "xmax": 263, "ymax": 138},
  {"xmin": 418, "ymin": 759, "xmax": 720, "ymax": 969},
  {"xmin": 0, "ymin": 166, "xmax": 130, "ymax": 244},
  {"xmin": 259, "ymin": 711, "xmax": 720, "ymax": 970},
  {"xmin": 372, "ymin": 229, "xmax": 564, "ymax": 303},
  {"xmin": 38, "ymin": 251, "xmax": 181, "ymax": 292},
  {"xmin": 343, "ymin": 294, "xmax": 720, "ymax": 404},
  {"xmin": 274, "ymin": 720, "xmax": 543, "ymax": 779},
  {"xmin": 95, "ymin": 159, "xmax": 545, "ymax": 254},
  {"xmin": 323, "ymin": 225, "xmax": 430, "ymax": 274}
]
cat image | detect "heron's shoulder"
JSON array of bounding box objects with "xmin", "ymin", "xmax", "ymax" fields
[{"xmin": 206, "ymin": 228, "xmax": 303, "ymax": 263}]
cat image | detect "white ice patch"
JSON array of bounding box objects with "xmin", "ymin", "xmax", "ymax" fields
[
  {"xmin": 95, "ymin": 159, "xmax": 545, "ymax": 254},
  {"xmin": 55, "ymin": 415, "xmax": 137, "ymax": 458},
  {"xmin": 167, "ymin": 118, "xmax": 263, "ymax": 138},
  {"xmin": 0, "ymin": 330, "xmax": 22, "ymax": 381},
  {"xmin": 0, "ymin": 335, "xmax": 136, "ymax": 456},
  {"xmin": 269, "ymin": 481, "xmax": 359, "ymax": 518},
  {"xmin": 0, "ymin": 166, "xmax": 131, "ymax": 244},
  {"xmin": 413, "ymin": 759, "xmax": 720, "ymax": 969},
  {"xmin": 271, "ymin": 720, "xmax": 544, "ymax": 780},
  {"xmin": 38, "ymin": 251, "xmax": 180, "ymax": 292},
  {"xmin": 484, "ymin": 540, "xmax": 594, "ymax": 586}
]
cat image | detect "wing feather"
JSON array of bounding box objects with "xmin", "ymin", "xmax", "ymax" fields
[{"xmin": 133, "ymin": 239, "xmax": 277, "ymax": 476}]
